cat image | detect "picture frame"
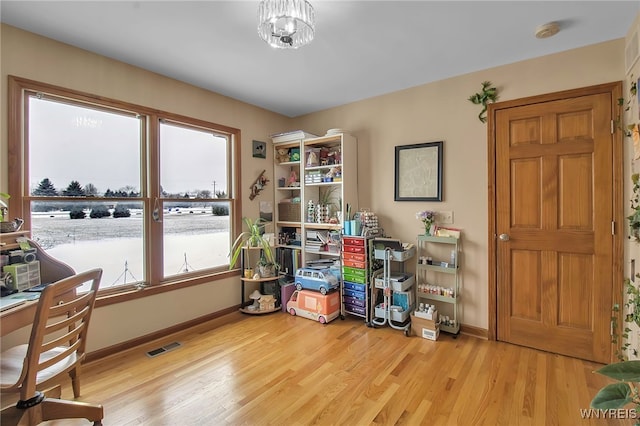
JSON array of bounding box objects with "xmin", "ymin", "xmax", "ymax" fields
[
  {"xmin": 252, "ymin": 140, "xmax": 267, "ymax": 159},
  {"xmin": 394, "ymin": 141, "xmax": 443, "ymax": 201}
]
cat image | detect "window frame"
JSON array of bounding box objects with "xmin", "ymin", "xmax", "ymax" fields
[{"xmin": 7, "ymin": 76, "xmax": 243, "ymax": 305}]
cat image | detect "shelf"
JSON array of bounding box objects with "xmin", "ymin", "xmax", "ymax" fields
[
  {"xmin": 0, "ymin": 230, "xmax": 30, "ymax": 251},
  {"xmin": 241, "ymin": 276, "xmax": 280, "ymax": 283},
  {"xmin": 417, "ymin": 292, "xmax": 458, "ymax": 304},
  {"xmin": 304, "ymin": 181, "xmax": 341, "ymax": 187},
  {"xmin": 304, "ymin": 223, "xmax": 342, "ymax": 230},
  {"xmin": 417, "ymin": 235, "xmax": 459, "ymax": 244},
  {"xmin": 275, "ymin": 160, "xmax": 300, "ymax": 166},
  {"xmin": 276, "ymin": 244, "xmax": 302, "ymax": 250},
  {"xmin": 417, "ymin": 264, "xmax": 457, "ymax": 274},
  {"xmin": 276, "ymin": 186, "xmax": 301, "ymax": 191},
  {"xmin": 304, "ymin": 250, "xmax": 340, "ymax": 257},
  {"xmin": 239, "ymin": 306, "xmax": 281, "ymax": 315},
  {"xmin": 440, "ymin": 323, "xmax": 460, "ymax": 334},
  {"xmin": 305, "ymin": 163, "xmax": 343, "ymax": 172},
  {"xmin": 276, "ymin": 221, "xmax": 302, "ymax": 227}
]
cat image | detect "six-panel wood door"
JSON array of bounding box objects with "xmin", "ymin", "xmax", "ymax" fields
[{"xmin": 495, "ymin": 91, "xmax": 614, "ymax": 363}]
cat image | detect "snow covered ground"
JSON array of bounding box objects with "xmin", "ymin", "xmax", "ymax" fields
[{"xmin": 31, "ymin": 211, "xmax": 231, "ymax": 289}]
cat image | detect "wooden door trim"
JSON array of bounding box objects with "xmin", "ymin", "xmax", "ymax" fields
[{"xmin": 486, "ymin": 82, "xmax": 624, "ymax": 359}]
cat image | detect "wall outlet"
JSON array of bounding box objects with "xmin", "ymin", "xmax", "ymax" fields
[{"xmin": 437, "ymin": 211, "xmax": 453, "ymax": 224}]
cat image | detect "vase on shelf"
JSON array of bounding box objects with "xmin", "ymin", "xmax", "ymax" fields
[{"xmin": 424, "ymin": 221, "xmax": 432, "ymax": 236}]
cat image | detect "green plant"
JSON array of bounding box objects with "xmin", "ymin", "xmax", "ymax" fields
[
  {"xmin": 229, "ymin": 217, "xmax": 274, "ymax": 269},
  {"xmin": 592, "ymin": 276, "xmax": 640, "ymax": 416},
  {"xmin": 468, "ymin": 81, "xmax": 498, "ymax": 123},
  {"xmin": 630, "ymin": 174, "xmax": 640, "ymax": 242},
  {"xmin": 0, "ymin": 192, "xmax": 9, "ymax": 222}
]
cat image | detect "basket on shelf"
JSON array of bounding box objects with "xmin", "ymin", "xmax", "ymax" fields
[
  {"xmin": 278, "ymin": 203, "xmax": 301, "ymax": 222},
  {"xmin": 0, "ymin": 218, "xmax": 24, "ymax": 233}
]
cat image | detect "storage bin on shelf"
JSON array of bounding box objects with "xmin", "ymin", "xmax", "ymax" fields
[
  {"xmin": 373, "ymin": 269, "xmax": 414, "ymax": 292},
  {"xmin": 278, "ymin": 202, "xmax": 301, "ymax": 222}
]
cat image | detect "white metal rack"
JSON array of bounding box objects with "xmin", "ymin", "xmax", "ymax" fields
[
  {"xmin": 415, "ymin": 235, "xmax": 461, "ymax": 335},
  {"xmin": 370, "ymin": 240, "xmax": 416, "ymax": 336}
]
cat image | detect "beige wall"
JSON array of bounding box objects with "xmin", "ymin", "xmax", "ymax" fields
[
  {"xmin": 292, "ymin": 38, "xmax": 626, "ymax": 330},
  {"xmin": 0, "ymin": 24, "xmax": 290, "ymax": 351},
  {"xmin": 0, "ymin": 20, "xmax": 630, "ymax": 352}
]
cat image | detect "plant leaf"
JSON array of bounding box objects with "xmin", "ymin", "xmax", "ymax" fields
[
  {"xmin": 591, "ymin": 383, "xmax": 633, "ymax": 409},
  {"xmin": 595, "ymin": 361, "xmax": 640, "ymax": 382}
]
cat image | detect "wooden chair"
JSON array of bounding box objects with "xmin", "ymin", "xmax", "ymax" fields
[{"xmin": 0, "ymin": 268, "xmax": 104, "ymax": 425}]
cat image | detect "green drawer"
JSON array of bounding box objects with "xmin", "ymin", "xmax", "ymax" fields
[
  {"xmin": 343, "ymin": 273, "xmax": 366, "ymax": 284},
  {"xmin": 342, "ymin": 266, "xmax": 366, "ymax": 278}
]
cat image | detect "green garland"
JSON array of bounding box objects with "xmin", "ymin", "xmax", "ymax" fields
[{"xmin": 468, "ymin": 81, "xmax": 498, "ymax": 123}]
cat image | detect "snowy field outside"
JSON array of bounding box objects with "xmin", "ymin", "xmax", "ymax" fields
[{"xmin": 31, "ymin": 209, "xmax": 231, "ymax": 290}]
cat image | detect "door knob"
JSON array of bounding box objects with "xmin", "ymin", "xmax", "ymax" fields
[{"xmin": 499, "ymin": 233, "xmax": 510, "ymax": 241}]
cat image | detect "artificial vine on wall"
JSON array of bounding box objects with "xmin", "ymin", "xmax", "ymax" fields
[{"xmin": 468, "ymin": 81, "xmax": 498, "ymax": 123}]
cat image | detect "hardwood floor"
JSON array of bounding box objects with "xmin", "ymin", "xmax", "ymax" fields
[{"xmin": 9, "ymin": 311, "xmax": 630, "ymax": 425}]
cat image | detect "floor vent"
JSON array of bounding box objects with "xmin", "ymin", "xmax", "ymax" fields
[{"xmin": 146, "ymin": 341, "xmax": 182, "ymax": 358}]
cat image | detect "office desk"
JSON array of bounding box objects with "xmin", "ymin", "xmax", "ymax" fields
[
  {"xmin": 1, "ymin": 300, "xmax": 39, "ymax": 336},
  {"xmin": 1, "ymin": 234, "xmax": 76, "ymax": 337},
  {"xmin": 0, "ymin": 290, "xmax": 76, "ymax": 337}
]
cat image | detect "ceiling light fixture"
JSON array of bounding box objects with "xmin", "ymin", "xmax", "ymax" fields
[
  {"xmin": 257, "ymin": 0, "xmax": 315, "ymax": 49},
  {"xmin": 535, "ymin": 22, "xmax": 560, "ymax": 39}
]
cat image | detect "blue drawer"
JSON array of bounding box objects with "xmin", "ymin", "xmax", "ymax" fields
[
  {"xmin": 344, "ymin": 281, "xmax": 366, "ymax": 292},
  {"xmin": 344, "ymin": 288, "xmax": 365, "ymax": 299}
]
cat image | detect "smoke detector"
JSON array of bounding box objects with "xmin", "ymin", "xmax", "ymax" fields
[{"xmin": 535, "ymin": 22, "xmax": 560, "ymax": 39}]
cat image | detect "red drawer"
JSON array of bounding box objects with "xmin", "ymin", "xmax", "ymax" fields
[
  {"xmin": 343, "ymin": 252, "xmax": 366, "ymax": 262},
  {"xmin": 343, "ymin": 259, "xmax": 366, "ymax": 269},
  {"xmin": 343, "ymin": 245, "xmax": 365, "ymax": 254},
  {"xmin": 343, "ymin": 237, "xmax": 365, "ymax": 247}
]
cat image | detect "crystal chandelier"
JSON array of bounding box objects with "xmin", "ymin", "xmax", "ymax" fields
[{"xmin": 257, "ymin": 0, "xmax": 315, "ymax": 49}]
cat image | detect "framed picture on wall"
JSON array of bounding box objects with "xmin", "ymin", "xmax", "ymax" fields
[
  {"xmin": 253, "ymin": 140, "xmax": 267, "ymax": 159},
  {"xmin": 394, "ymin": 141, "xmax": 443, "ymax": 201}
]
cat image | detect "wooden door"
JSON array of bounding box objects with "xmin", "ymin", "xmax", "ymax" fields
[{"xmin": 491, "ymin": 84, "xmax": 622, "ymax": 363}]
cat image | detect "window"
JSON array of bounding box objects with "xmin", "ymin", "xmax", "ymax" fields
[{"xmin": 8, "ymin": 77, "xmax": 241, "ymax": 295}]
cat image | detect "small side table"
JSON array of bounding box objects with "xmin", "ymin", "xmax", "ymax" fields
[{"xmin": 239, "ymin": 276, "xmax": 281, "ymax": 315}]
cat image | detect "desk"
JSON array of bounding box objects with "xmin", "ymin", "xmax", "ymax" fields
[
  {"xmin": 0, "ymin": 289, "xmax": 76, "ymax": 337},
  {"xmin": 1, "ymin": 234, "xmax": 76, "ymax": 337},
  {"xmin": 1, "ymin": 300, "xmax": 39, "ymax": 336}
]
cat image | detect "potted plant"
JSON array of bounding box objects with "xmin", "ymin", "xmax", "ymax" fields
[
  {"xmin": 256, "ymin": 255, "xmax": 277, "ymax": 278},
  {"xmin": 0, "ymin": 192, "xmax": 9, "ymax": 222},
  {"xmin": 229, "ymin": 217, "xmax": 275, "ymax": 272}
]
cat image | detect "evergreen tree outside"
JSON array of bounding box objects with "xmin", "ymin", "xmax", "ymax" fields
[
  {"xmin": 113, "ymin": 205, "xmax": 131, "ymax": 218},
  {"xmin": 32, "ymin": 178, "xmax": 58, "ymax": 196},
  {"xmin": 69, "ymin": 207, "xmax": 86, "ymax": 219},
  {"xmin": 63, "ymin": 180, "xmax": 85, "ymax": 197},
  {"xmin": 89, "ymin": 205, "xmax": 111, "ymax": 218}
]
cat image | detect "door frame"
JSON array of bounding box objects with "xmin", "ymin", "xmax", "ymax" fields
[{"xmin": 486, "ymin": 82, "xmax": 624, "ymax": 360}]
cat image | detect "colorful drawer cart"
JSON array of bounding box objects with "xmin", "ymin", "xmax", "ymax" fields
[{"xmin": 341, "ymin": 236, "xmax": 375, "ymax": 322}]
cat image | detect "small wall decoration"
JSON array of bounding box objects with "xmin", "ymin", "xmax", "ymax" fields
[
  {"xmin": 394, "ymin": 141, "xmax": 443, "ymax": 201},
  {"xmin": 249, "ymin": 169, "xmax": 269, "ymax": 200},
  {"xmin": 468, "ymin": 81, "xmax": 499, "ymax": 123},
  {"xmin": 253, "ymin": 140, "xmax": 267, "ymax": 159}
]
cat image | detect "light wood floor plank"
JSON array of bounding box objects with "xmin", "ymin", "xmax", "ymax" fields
[{"xmin": 3, "ymin": 311, "xmax": 628, "ymax": 425}]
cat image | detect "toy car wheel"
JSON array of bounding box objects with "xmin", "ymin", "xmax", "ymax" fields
[
  {"xmin": 319, "ymin": 316, "xmax": 326, "ymax": 324},
  {"xmin": 295, "ymin": 283, "xmax": 302, "ymax": 291},
  {"xmin": 289, "ymin": 308, "xmax": 296, "ymax": 316},
  {"xmin": 320, "ymin": 287, "xmax": 327, "ymax": 295}
]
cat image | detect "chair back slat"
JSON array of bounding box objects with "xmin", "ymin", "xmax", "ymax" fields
[{"xmin": 20, "ymin": 269, "xmax": 102, "ymax": 400}]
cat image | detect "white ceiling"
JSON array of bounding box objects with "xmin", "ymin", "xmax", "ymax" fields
[{"xmin": 1, "ymin": 1, "xmax": 639, "ymax": 117}]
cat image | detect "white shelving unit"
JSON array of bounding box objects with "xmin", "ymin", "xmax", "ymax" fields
[
  {"xmin": 272, "ymin": 132, "xmax": 358, "ymax": 267},
  {"xmin": 415, "ymin": 235, "xmax": 461, "ymax": 335}
]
